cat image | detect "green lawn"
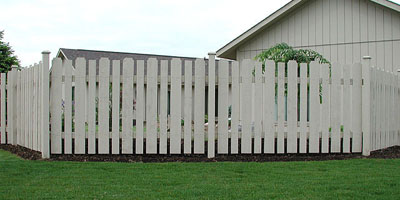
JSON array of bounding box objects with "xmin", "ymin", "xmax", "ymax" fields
[{"xmin": 0, "ymin": 150, "xmax": 399, "ymax": 199}]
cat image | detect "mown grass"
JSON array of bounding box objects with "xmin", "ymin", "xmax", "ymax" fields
[{"xmin": 0, "ymin": 150, "xmax": 399, "ymax": 199}]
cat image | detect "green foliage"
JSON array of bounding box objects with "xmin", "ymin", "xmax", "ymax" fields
[
  {"xmin": 0, "ymin": 31, "xmax": 20, "ymax": 73},
  {"xmin": 255, "ymin": 43, "xmax": 330, "ymax": 67}
]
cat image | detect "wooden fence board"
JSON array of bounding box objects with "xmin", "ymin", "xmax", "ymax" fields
[
  {"xmin": 277, "ymin": 62, "xmax": 285, "ymax": 154},
  {"xmin": 184, "ymin": 60, "xmax": 193, "ymax": 154},
  {"xmin": 50, "ymin": 59, "xmax": 62, "ymax": 153},
  {"xmin": 170, "ymin": 58, "xmax": 182, "ymax": 154},
  {"xmin": 321, "ymin": 64, "xmax": 330, "ymax": 153},
  {"xmin": 287, "ymin": 61, "xmax": 297, "ymax": 153},
  {"xmin": 241, "ymin": 59, "xmax": 252, "ymax": 154},
  {"xmin": 343, "ymin": 64, "xmax": 351, "ymax": 153},
  {"xmin": 264, "ymin": 60, "xmax": 275, "ymax": 154},
  {"xmin": 122, "ymin": 58, "xmax": 134, "ymax": 154},
  {"xmin": 253, "ymin": 61, "xmax": 262, "ymax": 154},
  {"xmin": 159, "ymin": 60, "xmax": 168, "ymax": 154},
  {"xmin": 136, "ymin": 60, "xmax": 145, "ymax": 154},
  {"xmin": 64, "ymin": 60, "xmax": 73, "ymax": 154},
  {"xmin": 331, "ymin": 62, "xmax": 341, "ymax": 153},
  {"xmin": 112, "ymin": 60, "xmax": 121, "ymax": 154},
  {"xmin": 194, "ymin": 59, "xmax": 205, "ymax": 154},
  {"xmin": 300, "ymin": 63, "xmax": 308, "ymax": 153},
  {"xmin": 309, "ymin": 62, "xmax": 320, "ymax": 153},
  {"xmin": 146, "ymin": 58, "xmax": 158, "ymax": 154},
  {"xmin": 352, "ymin": 63, "xmax": 362, "ymax": 152},
  {"xmin": 231, "ymin": 61, "xmax": 239, "ymax": 154},
  {"xmin": 75, "ymin": 58, "xmax": 86, "ymax": 154},
  {"xmin": 218, "ymin": 60, "xmax": 229, "ymax": 154},
  {"xmin": 88, "ymin": 60, "xmax": 96, "ymax": 154},
  {"xmin": 208, "ymin": 56, "xmax": 215, "ymax": 157},
  {"xmin": 1, "ymin": 73, "xmax": 6, "ymax": 144}
]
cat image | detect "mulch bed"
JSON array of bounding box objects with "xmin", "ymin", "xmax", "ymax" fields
[{"xmin": 1, "ymin": 144, "xmax": 400, "ymax": 162}]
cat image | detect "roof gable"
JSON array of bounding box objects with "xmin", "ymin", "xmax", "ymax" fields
[{"xmin": 216, "ymin": 0, "xmax": 400, "ymax": 60}]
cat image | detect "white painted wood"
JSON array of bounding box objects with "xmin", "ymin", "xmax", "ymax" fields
[
  {"xmin": 218, "ymin": 60, "xmax": 229, "ymax": 154},
  {"xmin": 376, "ymin": 7, "xmax": 385, "ymax": 69},
  {"xmin": 7, "ymin": 68, "xmax": 14, "ymax": 145},
  {"xmin": 1, "ymin": 73, "xmax": 6, "ymax": 144},
  {"xmin": 343, "ymin": 64, "xmax": 351, "ymax": 153},
  {"xmin": 170, "ymin": 58, "xmax": 182, "ymax": 154},
  {"xmin": 50, "ymin": 59, "xmax": 62, "ymax": 153},
  {"xmin": 17, "ymin": 70, "xmax": 21, "ymax": 146},
  {"xmin": 146, "ymin": 58, "xmax": 158, "ymax": 154},
  {"xmin": 368, "ymin": 2, "xmax": 377, "ymax": 67},
  {"xmin": 28, "ymin": 68, "xmax": 32, "ymax": 149},
  {"xmin": 241, "ymin": 59, "xmax": 252, "ymax": 154},
  {"xmin": 88, "ymin": 60, "xmax": 96, "ymax": 154},
  {"xmin": 207, "ymin": 55, "xmax": 215, "ymax": 157},
  {"xmin": 264, "ymin": 60, "xmax": 275, "ymax": 154},
  {"xmin": 308, "ymin": 1, "xmax": 316, "ymax": 47},
  {"xmin": 352, "ymin": 63, "xmax": 362, "ymax": 153},
  {"xmin": 64, "ymin": 60, "xmax": 73, "ymax": 154},
  {"xmin": 41, "ymin": 51, "xmax": 50, "ymax": 158},
  {"xmin": 121, "ymin": 58, "xmax": 133, "ymax": 154},
  {"xmin": 24, "ymin": 69, "xmax": 27, "ymax": 148},
  {"xmin": 184, "ymin": 60, "xmax": 193, "ymax": 154},
  {"xmin": 136, "ymin": 60, "xmax": 144, "ymax": 154},
  {"xmin": 75, "ymin": 58, "xmax": 86, "ymax": 154},
  {"xmin": 112, "ymin": 60, "xmax": 120, "ymax": 154},
  {"xmin": 231, "ymin": 61, "xmax": 239, "ymax": 154},
  {"xmin": 300, "ymin": 63, "xmax": 307, "ymax": 153},
  {"xmin": 6, "ymin": 71, "xmax": 11, "ymax": 145},
  {"xmin": 98, "ymin": 58, "xmax": 110, "ymax": 154},
  {"xmin": 331, "ymin": 62, "xmax": 341, "ymax": 153},
  {"xmin": 194, "ymin": 59, "xmax": 205, "ymax": 154},
  {"xmin": 277, "ymin": 62, "xmax": 285, "ymax": 154},
  {"xmin": 322, "ymin": 0, "xmax": 331, "ymax": 60},
  {"xmin": 159, "ymin": 60, "xmax": 168, "ymax": 154},
  {"xmin": 287, "ymin": 61, "xmax": 297, "ymax": 153},
  {"xmin": 315, "ymin": 0, "xmax": 323, "ymax": 46},
  {"xmin": 384, "ymin": 10, "xmax": 393, "ymax": 71},
  {"xmin": 321, "ymin": 63, "xmax": 330, "ymax": 153},
  {"xmin": 330, "ymin": 0, "xmax": 338, "ymax": 61},
  {"xmin": 32, "ymin": 65, "xmax": 37, "ymax": 151},
  {"xmin": 309, "ymin": 61, "xmax": 320, "ymax": 153},
  {"xmin": 253, "ymin": 60, "xmax": 262, "ymax": 154}
]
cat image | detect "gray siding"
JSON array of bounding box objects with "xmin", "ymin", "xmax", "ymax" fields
[{"xmin": 237, "ymin": 0, "xmax": 400, "ymax": 72}]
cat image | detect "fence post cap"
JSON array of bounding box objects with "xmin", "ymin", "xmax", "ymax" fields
[
  {"xmin": 362, "ymin": 56, "xmax": 372, "ymax": 60},
  {"xmin": 41, "ymin": 50, "xmax": 51, "ymax": 54},
  {"xmin": 208, "ymin": 52, "xmax": 216, "ymax": 56}
]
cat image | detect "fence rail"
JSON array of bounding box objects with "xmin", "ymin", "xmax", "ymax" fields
[{"xmin": 0, "ymin": 51, "xmax": 399, "ymax": 158}]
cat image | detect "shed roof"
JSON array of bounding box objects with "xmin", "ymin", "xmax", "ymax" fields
[{"xmin": 216, "ymin": 0, "xmax": 400, "ymax": 60}]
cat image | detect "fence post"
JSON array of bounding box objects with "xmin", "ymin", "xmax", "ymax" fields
[
  {"xmin": 362, "ymin": 56, "xmax": 371, "ymax": 156},
  {"xmin": 41, "ymin": 51, "xmax": 50, "ymax": 158}
]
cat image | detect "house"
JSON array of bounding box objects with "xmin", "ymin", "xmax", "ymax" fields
[
  {"xmin": 217, "ymin": 0, "xmax": 400, "ymax": 72},
  {"xmin": 56, "ymin": 48, "xmax": 233, "ymax": 120}
]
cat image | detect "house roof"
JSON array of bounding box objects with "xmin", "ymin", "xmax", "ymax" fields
[
  {"xmin": 216, "ymin": 0, "xmax": 400, "ymax": 60},
  {"xmin": 57, "ymin": 48, "xmax": 231, "ymax": 76}
]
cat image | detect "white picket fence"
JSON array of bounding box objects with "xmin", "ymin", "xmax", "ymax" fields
[{"xmin": 0, "ymin": 52, "xmax": 399, "ymax": 158}]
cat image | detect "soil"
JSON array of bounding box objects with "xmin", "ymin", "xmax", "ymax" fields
[{"xmin": 1, "ymin": 144, "xmax": 399, "ymax": 163}]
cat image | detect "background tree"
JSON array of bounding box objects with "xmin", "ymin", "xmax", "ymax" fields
[{"xmin": 0, "ymin": 30, "xmax": 20, "ymax": 73}]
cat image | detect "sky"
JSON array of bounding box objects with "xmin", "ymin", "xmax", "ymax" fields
[{"xmin": 2, "ymin": 0, "xmax": 400, "ymax": 66}]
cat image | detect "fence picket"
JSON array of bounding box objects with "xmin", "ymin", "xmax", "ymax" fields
[
  {"xmin": 309, "ymin": 61, "xmax": 320, "ymax": 153},
  {"xmin": 287, "ymin": 61, "xmax": 297, "ymax": 153},
  {"xmin": 159, "ymin": 60, "xmax": 168, "ymax": 154},
  {"xmin": 343, "ymin": 64, "xmax": 351, "ymax": 153},
  {"xmin": 184, "ymin": 60, "xmax": 193, "ymax": 154},
  {"xmin": 277, "ymin": 62, "xmax": 285, "ymax": 154},
  {"xmin": 208, "ymin": 56, "xmax": 215, "ymax": 157},
  {"xmin": 50, "ymin": 59, "xmax": 62, "ymax": 153},
  {"xmin": 331, "ymin": 62, "xmax": 341, "ymax": 153},
  {"xmin": 75, "ymin": 58, "xmax": 86, "ymax": 154},
  {"xmin": 170, "ymin": 58, "xmax": 182, "ymax": 154},
  {"xmin": 300, "ymin": 63, "xmax": 307, "ymax": 153},
  {"xmin": 231, "ymin": 61, "xmax": 239, "ymax": 154},
  {"xmin": 122, "ymin": 58, "xmax": 134, "ymax": 154},
  {"xmin": 241, "ymin": 59, "xmax": 252, "ymax": 154},
  {"xmin": 88, "ymin": 60, "xmax": 96, "ymax": 154},
  {"xmin": 218, "ymin": 60, "xmax": 229, "ymax": 154},
  {"xmin": 253, "ymin": 61, "xmax": 262, "ymax": 154},
  {"xmin": 17, "ymin": 71, "xmax": 21, "ymax": 146},
  {"xmin": 352, "ymin": 63, "xmax": 362, "ymax": 152},
  {"xmin": 136, "ymin": 60, "xmax": 145, "ymax": 154},
  {"xmin": 28, "ymin": 68, "xmax": 32, "ymax": 149},
  {"xmin": 112, "ymin": 60, "xmax": 121, "ymax": 154},
  {"xmin": 64, "ymin": 60, "xmax": 73, "ymax": 154},
  {"xmin": 33, "ymin": 65, "xmax": 38, "ymax": 151},
  {"xmin": 146, "ymin": 58, "xmax": 157, "ymax": 154},
  {"xmin": 1, "ymin": 73, "xmax": 5, "ymax": 144},
  {"xmin": 194, "ymin": 59, "xmax": 205, "ymax": 154},
  {"xmin": 264, "ymin": 60, "xmax": 275, "ymax": 154},
  {"xmin": 321, "ymin": 64, "xmax": 330, "ymax": 153}
]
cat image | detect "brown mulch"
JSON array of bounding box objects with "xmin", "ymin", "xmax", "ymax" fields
[{"xmin": 1, "ymin": 144, "xmax": 400, "ymax": 162}]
